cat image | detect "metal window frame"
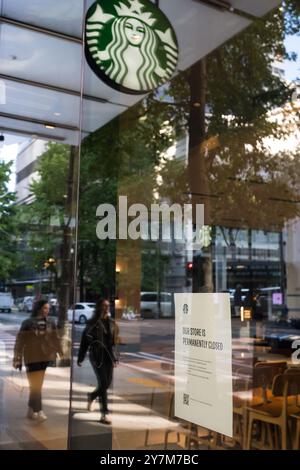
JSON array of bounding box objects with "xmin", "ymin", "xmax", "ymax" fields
[{"xmin": 191, "ymin": 0, "xmax": 258, "ymax": 20}]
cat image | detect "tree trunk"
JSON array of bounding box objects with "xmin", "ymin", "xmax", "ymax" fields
[
  {"xmin": 188, "ymin": 58, "xmax": 213, "ymax": 293},
  {"xmin": 58, "ymin": 145, "xmax": 78, "ymax": 325},
  {"xmin": 57, "ymin": 145, "xmax": 79, "ymax": 365}
]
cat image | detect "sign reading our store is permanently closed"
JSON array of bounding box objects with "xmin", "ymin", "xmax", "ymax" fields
[
  {"xmin": 174, "ymin": 293, "xmax": 233, "ymax": 437},
  {"xmin": 85, "ymin": 0, "xmax": 178, "ymax": 94}
]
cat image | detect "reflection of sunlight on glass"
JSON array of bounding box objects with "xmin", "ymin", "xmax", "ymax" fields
[
  {"xmin": 73, "ymin": 399, "xmax": 179, "ymax": 430},
  {"xmin": 112, "ymin": 407, "xmax": 178, "ymax": 430},
  {"xmin": 0, "ymin": 341, "xmax": 6, "ymax": 364},
  {"xmin": 42, "ymin": 399, "xmax": 71, "ymax": 409}
]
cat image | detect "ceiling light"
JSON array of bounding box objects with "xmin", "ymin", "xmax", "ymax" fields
[
  {"xmin": 193, "ymin": 0, "xmax": 232, "ymax": 10},
  {"xmin": 45, "ymin": 124, "xmax": 56, "ymax": 129},
  {"xmin": 0, "ymin": 80, "xmax": 6, "ymax": 105}
]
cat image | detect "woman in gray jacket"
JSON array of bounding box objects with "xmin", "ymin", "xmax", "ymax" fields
[{"xmin": 13, "ymin": 299, "xmax": 61, "ymax": 421}]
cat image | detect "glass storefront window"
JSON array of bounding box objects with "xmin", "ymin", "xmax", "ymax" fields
[{"xmin": 0, "ymin": 0, "xmax": 300, "ymax": 452}]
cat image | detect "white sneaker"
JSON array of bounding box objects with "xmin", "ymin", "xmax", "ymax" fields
[
  {"xmin": 27, "ymin": 409, "xmax": 39, "ymax": 420},
  {"xmin": 27, "ymin": 407, "xmax": 39, "ymax": 420},
  {"xmin": 37, "ymin": 410, "xmax": 47, "ymax": 422}
]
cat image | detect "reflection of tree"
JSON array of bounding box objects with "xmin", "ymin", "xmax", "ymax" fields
[
  {"xmin": 0, "ymin": 161, "xmax": 21, "ymax": 284},
  {"xmin": 166, "ymin": 2, "xmax": 300, "ymax": 292},
  {"xmin": 19, "ymin": 143, "xmax": 78, "ymax": 365},
  {"xmin": 22, "ymin": 143, "xmax": 77, "ymax": 327},
  {"xmin": 77, "ymin": 98, "xmax": 179, "ymax": 305},
  {"xmin": 78, "ymin": 1, "xmax": 300, "ymax": 299},
  {"xmin": 21, "ymin": 2, "xmax": 300, "ymax": 306}
]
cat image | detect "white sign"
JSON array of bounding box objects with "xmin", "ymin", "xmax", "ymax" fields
[{"xmin": 174, "ymin": 293, "xmax": 233, "ymax": 437}]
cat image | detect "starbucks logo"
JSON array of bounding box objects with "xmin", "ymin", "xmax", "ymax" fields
[
  {"xmin": 183, "ymin": 304, "xmax": 188, "ymax": 315},
  {"xmin": 85, "ymin": 0, "xmax": 179, "ymax": 94}
]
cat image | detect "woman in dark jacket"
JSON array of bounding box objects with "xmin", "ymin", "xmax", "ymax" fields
[
  {"xmin": 77, "ymin": 298, "xmax": 119, "ymax": 425},
  {"xmin": 13, "ymin": 299, "xmax": 61, "ymax": 421}
]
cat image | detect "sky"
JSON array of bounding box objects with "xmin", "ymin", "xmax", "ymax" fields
[
  {"xmin": 283, "ymin": 35, "xmax": 300, "ymax": 81},
  {"xmin": 0, "ymin": 135, "xmax": 29, "ymax": 192}
]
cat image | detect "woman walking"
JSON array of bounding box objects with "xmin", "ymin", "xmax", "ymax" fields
[
  {"xmin": 13, "ymin": 299, "xmax": 62, "ymax": 421},
  {"xmin": 77, "ymin": 298, "xmax": 119, "ymax": 425}
]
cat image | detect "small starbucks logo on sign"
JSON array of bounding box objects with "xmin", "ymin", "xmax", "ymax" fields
[
  {"xmin": 183, "ymin": 304, "xmax": 188, "ymax": 315},
  {"xmin": 85, "ymin": 0, "xmax": 178, "ymax": 94},
  {"xmin": 183, "ymin": 393, "xmax": 189, "ymax": 405}
]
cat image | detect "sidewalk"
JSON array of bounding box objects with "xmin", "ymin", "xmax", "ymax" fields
[
  {"xmin": 0, "ymin": 364, "xmax": 70, "ymax": 449},
  {"xmin": 1, "ymin": 331, "xmax": 184, "ymax": 451},
  {"xmin": 1, "ymin": 364, "xmax": 184, "ymax": 450}
]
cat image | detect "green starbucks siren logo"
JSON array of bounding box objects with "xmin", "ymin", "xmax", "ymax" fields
[{"xmin": 85, "ymin": 0, "xmax": 179, "ymax": 94}]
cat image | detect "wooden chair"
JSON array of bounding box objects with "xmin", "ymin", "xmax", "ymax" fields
[
  {"xmin": 253, "ymin": 361, "xmax": 287, "ymax": 404},
  {"xmin": 232, "ymin": 361, "xmax": 287, "ymax": 449},
  {"xmin": 290, "ymin": 412, "xmax": 300, "ymax": 450},
  {"xmin": 140, "ymin": 378, "xmax": 169, "ymax": 447},
  {"xmin": 163, "ymin": 392, "xmax": 195, "ymax": 449},
  {"xmin": 143, "ymin": 387, "xmax": 195, "ymax": 449},
  {"xmin": 246, "ymin": 372, "xmax": 300, "ymax": 450},
  {"xmin": 232, "ymin": 370, "xmax": 251, "ymax": 449},
  {"xmin": 285, "ymin": 366, "xmax": 300, "ymax": 450}
]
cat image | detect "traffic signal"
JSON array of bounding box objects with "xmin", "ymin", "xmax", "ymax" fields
[{"xmin": 186, "ymin": 262, "xmax": 193, "ymax": 278}]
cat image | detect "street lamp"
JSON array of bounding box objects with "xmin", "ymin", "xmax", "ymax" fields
[{"xmin": 43, "ymin": 257, "xmax": 57, "ymax": 292}]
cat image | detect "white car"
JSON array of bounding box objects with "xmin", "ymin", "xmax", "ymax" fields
[
  {"xmin": 0, "ymin": 292, "xmax": 14, "ymax": 313},
  {"xmin": 140, "ymin": 292, "xmax": 173, "ymax": 319},
  {"xmin": 67, "ymin": 302, "xmax": 96, "ymax": 324},
  {"xmin": 18, "ymin": 296, "xmax": 34, "ymax": 312}
]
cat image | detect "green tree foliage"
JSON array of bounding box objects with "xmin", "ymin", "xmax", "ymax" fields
[
  {"xmin": 24, "ymin": 1, "xmax": 300, "ymax": 298},
  {"xmin": 156, "ymin": 1, "xmax": 300, "ymax": 232},
  {"xmin": 0, "ymin": 161, "xmax": 21, "ymax": 282},
  {"xmin": 22, "ymin": 143, "xmax": 70, "ymax": 273}
]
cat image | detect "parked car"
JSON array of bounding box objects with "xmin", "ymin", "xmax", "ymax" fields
[
  {"xmin": 24, "ymin": 297, "xmax": 34, "ymax": 312},
  {"xmin": 15, "ymin": 297, "xmax": 24, "ymax": 309},
  {"xmin": 18, "ymin": 296, "xmax": 34, "ymax": 312},
  {"xmin": 0, "ymin": 292, "xmax": 14, "ymax": 313},
  {"xmin": 67, "ymin": 302, "xmax": 96, "ymax": 324},
  {"xmin": 140, "ymin": 292, "xmax": 173, "ymax": 319},
  {"xmin": 48, "ymin": 298, "xmax": 58, "ymax": 316},
  {"xmin": 263, "ymin": 318, "xmax": 300, "ymax": 355}
]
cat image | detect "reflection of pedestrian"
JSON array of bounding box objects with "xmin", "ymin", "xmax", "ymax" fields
[
  {"xmin": 280, "ymin": 304, "xmax": 289, "ymax": 322},
  {"xmin": 77, "ymin": 298, "xmax": 119, "ymax": 425},
  {"xmin": 252, "ymin": 289, "xmax": 263, "ymax": 321},
  {"xmin": 234, "ymin": 284, "xmax": 243, "ymax": 317},
  {"xmin": 13, "ymin": 300, "xmax": 62, "ymax": 421},
  {"xmin": 244, "ymin": 289, "xmax": 262, "ymax": 338}
]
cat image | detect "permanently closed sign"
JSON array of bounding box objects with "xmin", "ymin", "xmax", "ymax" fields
[
  {"xmin": 174, "ymin": 293, "xmax": 233, "ymax": 437},
  {"xmin": 85, "ymin": 0, "xmax": 178, "ymax": 94}
]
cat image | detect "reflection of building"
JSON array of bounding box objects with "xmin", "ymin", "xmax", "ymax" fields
[
  {"xmin": 156, "ymin": 73, "xmax": 300, "ymax": 319},
  {"xmin": 285, "ymin": 219, "xmax": 300, "ymax": 318},
  {"xmin": 12, "ymin": 139, "xmax": 49, "ymax": 296},
  {"xmin": 269, "ymin": 81, "xmax": 300, "ymax": 319},
  {"xmin": 271, "ymin": 58, "xmax": 285, "ymax": 79},
  {"xmin": 15, "ymin": 139, "xmax": 46, "ymax": 204}
]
